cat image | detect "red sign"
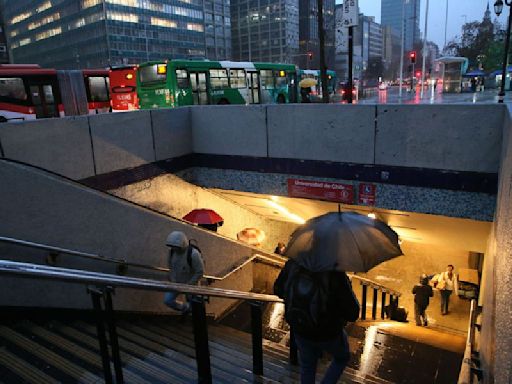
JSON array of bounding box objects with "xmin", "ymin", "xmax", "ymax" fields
[
  {"xmin": 358, "ymin": 183, "xmax": 376, "ymax": 206},
  {"xmin": 287, "ymin": 179, "xmax": 354, "ymax": 204}
]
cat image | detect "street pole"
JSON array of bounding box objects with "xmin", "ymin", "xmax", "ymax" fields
[
  {"xmin": 399, "ymin": 0, "xmax": 406, "ymax": 99},
  {"xmin": 348, "ymin": 26, "xmax": 354, "ymax": 104},
  {"xmin": 317, "ymin": 0, "xmax": 329, "ymax": 103},
  {"xmin": 420, "ymin": 0, "xmax": 429, "ymax": 98},
  {"xmin": 499, "ymin": 6, "xmax": 512, "ymax": 103},
  {"xmin": 444, "ymin": 0, "xmax": 449, "ymax": 50}
]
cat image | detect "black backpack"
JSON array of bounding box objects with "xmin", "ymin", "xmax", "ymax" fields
[
  {"xmin": 170, "ymin": 239, "xmax": 203, "ymax": 268},
  {"xmin": 284, "ymin": 266, "xmax": 331, "ymax": 334}
]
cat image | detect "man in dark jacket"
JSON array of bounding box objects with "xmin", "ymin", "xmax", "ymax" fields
[
  {"xmin": 274, "ymin": 259, "xmax": 360, "ymax": 384},
  {"xmin": 412, "ymin": 274, "xmax": 433, "ymax": 326}
]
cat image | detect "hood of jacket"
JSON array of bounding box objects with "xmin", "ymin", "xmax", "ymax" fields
[{"xmin": 166, "ymin": 231, "xmax": 188, "ymax": 249}]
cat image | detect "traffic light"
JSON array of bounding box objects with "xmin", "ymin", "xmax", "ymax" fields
[
  {"xmin": 409, "ymin": 51, "xmax": 416, "ymax": 64},
  {"xmin": 307, "ymin": 52, "xmax": 313, "ymax": 61},
  {"xmin": 415, "ymin": 70, "xmax": 421, "ymax": 78}
]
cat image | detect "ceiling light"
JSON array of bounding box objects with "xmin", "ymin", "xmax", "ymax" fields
[{"xmin": 267, "ymin": 200, "xmax": 306, "ymax": 224}]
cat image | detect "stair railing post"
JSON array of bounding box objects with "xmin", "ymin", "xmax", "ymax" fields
[
  {"xmin": 361, "ymin": 283, "xmax": 367, "ymax": 320},
  {"xmin": 249, "ymin": 301, "xmax": 264, "ymax": 375},
  {"xmin": 191, "ymin": 295, "xmax": 212, "ymax": 384},
  {"xmin": 372, "ymin": 287, "xmax": 378, "ymax": 320},
  {"xmin": 381, "ymin": 290, "xmax": 387, "ymax": 319},
  {"xmin": 104, "ymin": 286, "xmax": 124, "ymax": 384},
  {"xmin": 88, "ymin": 286, "xmax": 113, "ymax": 384}
]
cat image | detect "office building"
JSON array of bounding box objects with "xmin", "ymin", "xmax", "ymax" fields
[
  {"xmin": 298, "ymin": 0, "xmax": 335, "ymax": 69},
  {"xmin": 230, "ymin": 0, "xmax": 299, "ymax": 63},
  {"xmin": 0, "ymin": 0, "xmax": 231, "ymax": 69},
  {"xmin": 381, "ymin": 0, "xmax": 420, "ymax": 51}
]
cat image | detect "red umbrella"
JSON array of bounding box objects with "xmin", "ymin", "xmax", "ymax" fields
[
  {"xmin": 183, "ymin": 209, "xmax": 224, "ymax": 225},
  {"xmin": 237, "ymin": 228, "xmax": 266, "ymax": 246}
]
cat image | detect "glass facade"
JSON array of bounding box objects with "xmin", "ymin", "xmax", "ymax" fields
[
  {"xmin": 1, "ymin": 0, "xmax": 231, "ymax": 69},
  {"xmin": 381, "ymin": 0, "xmax": 420, "ymax": 51},
  {"xmin": 230, "ymin": 0, "xmax": 299, "ymax": 64},
  {"xmin": 298, "ymin": 0, "xmax": 334, "ymax": 69}
]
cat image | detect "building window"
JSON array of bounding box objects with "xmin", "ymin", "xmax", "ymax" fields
[
  {"xmin": 107, "ymin": 12, "xmax": 139, "ymax": 23},
  {"xmin": 10, "ymin": 11, "xmax": 32, "ymax": 25},
  {"xmin": 187, "ymin": 23, "xmax": 204, "ymax": 32},
  {"xmin": 82, "ymin": 0, "xmax": 102, "ymax": 9},
  {"xmin": 35, "ymin": 27, "xmax": 62, "ymax": 41},
  {"xmin": 151, "ymin": 17, "xmax": 177, "ymax": 28}
]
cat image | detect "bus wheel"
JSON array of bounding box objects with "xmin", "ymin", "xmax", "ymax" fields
[
  {"xmin": 218, "ymin": 99, "xmax": 230, "ymax": 105},
  {"xmin": 0, "ymin": 116, "xmax": 7, "ymax": 123},
  {"xmin": 277, "ymin": 95, "xmax": 286, "ymax": 104}
]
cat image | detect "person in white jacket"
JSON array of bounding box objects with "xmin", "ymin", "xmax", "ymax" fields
[{"xmin": 437, "ymin": 264, "xmax": 457, "ymax": 315}]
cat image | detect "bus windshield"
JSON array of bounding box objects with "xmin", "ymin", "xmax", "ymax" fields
[
  {"xmin": 88, "ymin": 76, "xmax": 110, "ymax": 102},
  {"xmin": 139, "ymin": 64, "xmax": 166, "ymax": 85}
]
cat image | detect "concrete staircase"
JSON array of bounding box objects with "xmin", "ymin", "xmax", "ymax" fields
[{"xmin": 0, "ymin": 313, "xmax": 391, "ymax": 384}]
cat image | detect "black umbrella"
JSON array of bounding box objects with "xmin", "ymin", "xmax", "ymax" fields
[{"xmin": 284, "ymin": 212, "xmax": 402, "ymax": 272}]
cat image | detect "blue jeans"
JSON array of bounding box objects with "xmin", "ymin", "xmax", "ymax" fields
[
  {"xmin": 164, "ymin": 291, "xmax": 190, "ymax": 312},
  {"xmin": 294, "ymin": 330, "xmax": 350, "ymax": 384},
  {"xmin": 440, "ymin": 290, "xmax": 452, "ymax": 314}
]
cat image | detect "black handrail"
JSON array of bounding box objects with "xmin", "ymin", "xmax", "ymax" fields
[{"xmin": 0, "ymin": 259, "xmax": 281, "ymax": 384}]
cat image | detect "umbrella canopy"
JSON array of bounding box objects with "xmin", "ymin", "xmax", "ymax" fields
[
  {"xmin": 182, "ymin": 209, "xmax": 223, "ymax": 225},
  {"xmin": 285, "ymin": 212, "xmax": 402, "ymax": 272},
  {"xmin": 237, "ymin": 228, "xmax": 266, "ymax": 246},
  {"xmin": 299, "ymin": 78, "xmax": 317, "ymax": 88}
]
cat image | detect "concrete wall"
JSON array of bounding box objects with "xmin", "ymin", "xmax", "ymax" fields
[
  {"xmin": 375, "ymin": 105, "xmax": 505, "ymax": 173},
  {"xmin": 0, "ymin": 108, "xmax": 192, "ymax": 179},
  {"xmin": 110, "ymin": 174, "xmax": 297, "ymax": 254},
  {"xmin": 0, "ymin": 159, "xmax": 260, "ymax": 315},
  {"xmin": 267, "ymin": 104, "xmax": 375, "ymax": 164},
  {"xmin": 480, "ymin": 109, "xmax": 512, "ymax": 383},
  {"xmin": 1, "ymin": 105, "xmax": 503, "ymax": 182}
]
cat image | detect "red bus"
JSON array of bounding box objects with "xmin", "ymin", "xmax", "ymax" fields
[
  {"xmin": 109, "ymin": 65, "xmax": 138, "ymax": 112},
  {"xmin": 0, "ymin": 64, "xmax": 110, "ymax": 122}
]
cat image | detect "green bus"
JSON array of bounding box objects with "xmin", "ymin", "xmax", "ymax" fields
[
  {"xmin": 137, "ymin": 60, "xmax": 297, "ymax": 109},
  {"xmin": 298, "ymin": 69, "xmax": 337, "ymax": 101}
]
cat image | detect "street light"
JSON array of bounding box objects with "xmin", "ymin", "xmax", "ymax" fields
[{"xmin": 494, "ymin": 0, "xmax": 511, "ymax": 103}]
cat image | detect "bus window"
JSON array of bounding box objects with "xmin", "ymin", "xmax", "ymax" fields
[
  {"xmin": 260, "ymin": 70, "xmax": 274, "ymax": 89},
  {"xmin": 139, "ymin": 64, "xmax": 167, "ymax": 85},
  {"xmin": 0, "ymin": 78, "xmax": 27, "ymax": 101},
  {"xmin": 88, "ymin": 76, "xmax": 109, "ymax": 102},
  {"xmin": 229, "ymin": 69, "xmax": 245, "ymax": 88},
  {"xmin": 176, "ymin": 69, "xmax": 190, "ymax": 88},
  {"xmin": 275, "ymin": 70, "xmax": 288, "ymax": 87},
  {"xmin": 209, "ymin": 69, "xmax": 228, "ymax": 89}
]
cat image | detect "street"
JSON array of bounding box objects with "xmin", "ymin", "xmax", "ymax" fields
[{"xmin": 332, "ymin": 85, "xmax": 512, "ymax": 105}]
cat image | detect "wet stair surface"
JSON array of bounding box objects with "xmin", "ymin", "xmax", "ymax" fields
[{"xmin": 0, "ymin": 313, "xmax": 393, "ymax": 384}]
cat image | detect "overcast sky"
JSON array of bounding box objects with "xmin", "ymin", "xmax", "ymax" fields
[{"xmin": 338, "ymin": 0, "xmax": 507, "ymax": 49}]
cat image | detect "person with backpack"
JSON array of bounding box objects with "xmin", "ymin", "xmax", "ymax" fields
[
  {"xmin": 164, "ymin": 231, "xmax": 204, "ymax": 315},
  {"xmin": 274, "ymin": 259, "xmax": 360, "ymax": 384},
  {"xmin": 412, "ymin": 274, "xmax": 433, "ymax": 326}
]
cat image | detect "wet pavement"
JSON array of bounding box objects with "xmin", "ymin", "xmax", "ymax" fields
[
  {"xmin": 221, "ymin": 302, "xmax": 465, "ymax": 383},
  {"xmin": 345, "ymin": 321, "xmax": 464, "ymax": 383}
]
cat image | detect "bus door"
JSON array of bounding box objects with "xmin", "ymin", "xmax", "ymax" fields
[
  {"xmin": 27, "ymin": 81, "xmax": 58, "ymax": 118},
  {"xmin": 190, "ymin": 72, "xmax": 209, "ymax": 105},
  {"xmin": 246, "ymin": 71, "xmax": 260, "ymax": 104}
]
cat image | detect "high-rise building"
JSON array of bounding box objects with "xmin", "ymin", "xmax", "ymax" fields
[
  {"xmin": 381, "ymin": 0, "xmax": 420, "ymax": 51},
  {"xmin": 0, "ymin": 0, "xmax": 231, "ymax": 69},
  {"xmin": 230, "ymin": 0, "xmax": 299, "ymax": 63},
  {"xmin": 230, "ymin": 0, "xmax": 334, "ymax": 68},
  {"xmin": 298, "ymin": 0, "xmax": 335, "ymax": 69},
  {"xmin": 0, "ymin": 9, "xmax": 9, "ymax": 64}
]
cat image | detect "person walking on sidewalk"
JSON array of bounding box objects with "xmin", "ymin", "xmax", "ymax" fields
[
  {"xmin": 163, "ymin": 231, "xmax": 204, "ymax": 314},
  {"xmin": 412, "ymin": 274, "xmax": 433, "ymax": 326},
  {"xmin": 436, "ymin": 264, "xmax": 457, "ymax": 315}
]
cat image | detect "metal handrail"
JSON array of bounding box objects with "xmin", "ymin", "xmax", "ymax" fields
[
  {"xmin": 0, "ymin": 259, "xmax": 282, "ymax": 303},
  {"xmin": 457, "ymin": 299, "xmax": 479, "ymax": 384}
]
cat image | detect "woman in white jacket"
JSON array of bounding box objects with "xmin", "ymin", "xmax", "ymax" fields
[{"xmin": 437, "ymin": 264, "xmax": 457, "ymax": 315}]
